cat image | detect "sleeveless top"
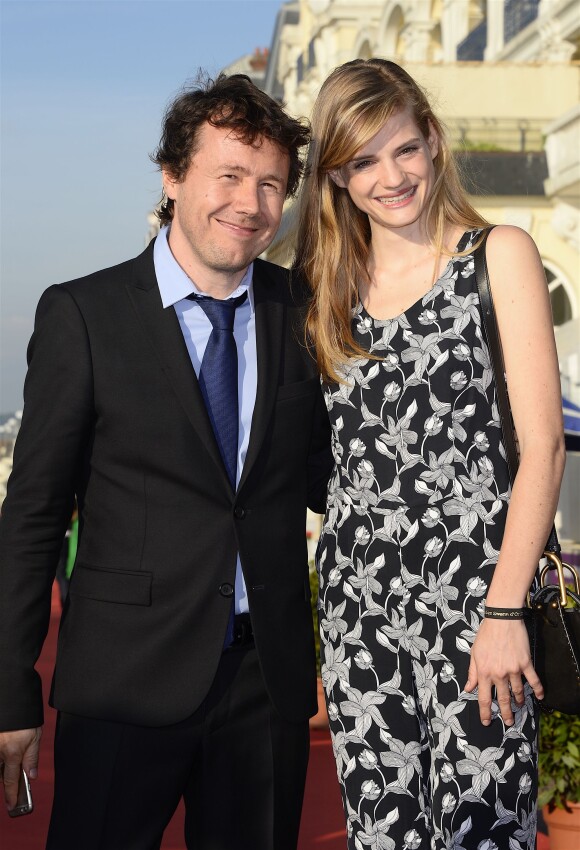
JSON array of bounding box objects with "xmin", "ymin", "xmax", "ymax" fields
[{"xmin": 321, "ymin": 229, "xmax": 512, "ymax": 521}]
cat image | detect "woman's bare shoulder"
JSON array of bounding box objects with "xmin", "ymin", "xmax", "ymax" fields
[
  {"xmin": 484, "ymin": 225, "xmax": 545, "ymax": 297},
  {"xmin": 485, "ymin": 224, "xmax": 540, "ymax": 263}
]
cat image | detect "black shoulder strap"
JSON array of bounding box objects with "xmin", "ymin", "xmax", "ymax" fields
[{"xmin": 473, "ymin": 227, "xmax": 560, "ymax": 555}]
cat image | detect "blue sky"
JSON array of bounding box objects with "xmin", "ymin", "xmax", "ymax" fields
[{"xmin": 0, "ymin": 0, "xmax": 283, "ymax": 411}]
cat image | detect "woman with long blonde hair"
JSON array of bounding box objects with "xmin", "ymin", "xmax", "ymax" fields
[{"xmin": 296, "ymin": 59, "xmax": 564, "ymax": 849}]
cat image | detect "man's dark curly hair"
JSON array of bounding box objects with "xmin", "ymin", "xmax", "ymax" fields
[{"xmin": 151, "ymin": 73, "xmax": 310, "ymax": 225}]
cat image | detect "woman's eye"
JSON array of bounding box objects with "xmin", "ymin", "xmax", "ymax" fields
[
  {"xmin": 353, "ymin": 160, "xmax": 373, "ymax": 170},
  {"xmin": 398, "ymin": 145, "xmax": 419, "ymax": 156}
]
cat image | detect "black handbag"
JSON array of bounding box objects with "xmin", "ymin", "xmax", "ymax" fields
[{"xmin": 474, "ymin": 227, "xmax": 580, "ymax": 715}]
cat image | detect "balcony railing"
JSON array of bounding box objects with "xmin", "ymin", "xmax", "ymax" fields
[{"xmin": 448, "ymin": 117, "xmax": 546, "ymax": 153}]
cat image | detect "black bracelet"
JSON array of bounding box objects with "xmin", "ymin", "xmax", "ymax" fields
[{"xmin": 483, "ymin": 604, "xmax": 530, "ymax": 620}]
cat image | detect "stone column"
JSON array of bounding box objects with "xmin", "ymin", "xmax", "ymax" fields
[
  {"xmin": 401, "ymin": 20, "xmax": 435, "ymax": 61},
  {"xmin": 484, "ymin": 0, "xmax": 504, "ymax": 61},
  {"xmin": 441, "ymin": 0, "xmax": 470, "ymax": 62}
]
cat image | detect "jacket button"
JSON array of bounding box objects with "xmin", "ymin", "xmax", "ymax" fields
[
  {"xmin": 219, "ymin": 583, "xmax": 234, "ymax": 598},
  {"xmin": 234, "ymin": 506, "xmax": 246, "ymax": 519}
]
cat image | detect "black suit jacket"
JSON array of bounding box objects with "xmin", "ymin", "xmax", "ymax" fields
[{"xmin": 0, "ymin": 242, "xmax": 331, "ymax": 729}]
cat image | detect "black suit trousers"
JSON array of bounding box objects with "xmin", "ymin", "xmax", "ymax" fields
[{"xmin": 46, "ymin": 645, "xmax": 310, "ymax": 850}]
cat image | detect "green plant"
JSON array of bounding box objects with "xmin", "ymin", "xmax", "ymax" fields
[
  {"xmin": 309, "ymin": 561, "xmax": 321, "ymax": 675},
  {"xmin": 458, "ymin": 139, "xmax": 505, "ymax": 152},
  {"xmin": 538, "ymin": 711, "xmax": 580, "ymax": 811}
]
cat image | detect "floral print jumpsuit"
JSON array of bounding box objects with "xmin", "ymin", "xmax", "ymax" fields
[{"xmin": 317, "ymin": 231, "xmax": 539, "ymax": 850}]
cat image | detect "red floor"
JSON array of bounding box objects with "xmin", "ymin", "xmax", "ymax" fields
[{"xmin": 1, "ymin": 585, "xmax": 549, "ymax": 850}]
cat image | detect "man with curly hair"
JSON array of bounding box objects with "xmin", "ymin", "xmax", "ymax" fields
[{"xmin": 0, "ymin": 73, "xmax": 331, "ymax": 850}]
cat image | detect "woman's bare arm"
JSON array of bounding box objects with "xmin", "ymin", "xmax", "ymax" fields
[{"xmin": 464, "ymin": 225, "xmax": 566, "ymax": 726}]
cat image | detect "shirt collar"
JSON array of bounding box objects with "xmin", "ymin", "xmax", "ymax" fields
[{"xmin": 154, "ymin": 225, "xmax": 254, "ymax": 311}]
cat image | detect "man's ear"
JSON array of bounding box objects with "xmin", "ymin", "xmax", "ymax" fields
[
  {"xmin": 328, "ymin": 169, "xmax": 347, "ymax": 189},
  {"xmin": 162, "ymin": 168, "xmax": 179, "ymax": 200}
]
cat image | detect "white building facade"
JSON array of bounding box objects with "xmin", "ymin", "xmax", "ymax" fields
[{"xmin": 261, "ymin": 0, "xmax": 579, "ymax": 548}]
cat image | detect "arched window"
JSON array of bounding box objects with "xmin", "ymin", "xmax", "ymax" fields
[
  {"xmin": 468, "ymin": 0, "xmax": 486, "ymax": 29},
  {"xmin": 428, "ymin": 23, "xmax": 443, "ymax": 62},
  {"xmin": 543, "ymin": 261, "xmax": 577, "ymax": 326},
  {"xmin": 383, "ymin": 6, "xmax": 405, "ymax": 59},
  {"xmin": 358, "ymin": 39, "xmax": 373, "ymax": 60}
]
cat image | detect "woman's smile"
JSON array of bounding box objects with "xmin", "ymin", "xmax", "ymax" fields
[{"xmin": 375, "ymin": 186, "xmax": 418, "ymax": 206}]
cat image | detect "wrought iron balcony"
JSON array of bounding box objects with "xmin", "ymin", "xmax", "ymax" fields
[{"xmin": 447, "ymin": 117, "xmax": 546, "ymax": 153}]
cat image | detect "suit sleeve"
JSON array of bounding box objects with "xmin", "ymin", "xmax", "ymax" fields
[
  {"xmin": 288, "ymin": 269, "xmax": 333, "ymax": 516},
  {"xmin": 0, "ymin": 285, "xmax": 94, "ymax": 730},
  {"xmin": 306, "ymin": 382, "xmax": 332, "ymax": 515}
]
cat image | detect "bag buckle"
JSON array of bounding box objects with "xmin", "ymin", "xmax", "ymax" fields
[{"xmin": 540, "ymin": 551, "xmax": 580, "ymax": 607}]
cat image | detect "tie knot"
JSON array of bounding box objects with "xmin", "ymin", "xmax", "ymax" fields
[{"xmin": 193, "ymin": 291, "xmax": 248, "ymax": 332}]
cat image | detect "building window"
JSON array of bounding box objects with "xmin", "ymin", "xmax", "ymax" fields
[
  {"xmin": 297, "ymin": 53, "xmax": 304, "ymax": 84},
  {"xmin": 383, "ymin": 5, "xmax": 405, "ymax": 59},
  {"xmin": 504, "ymin": 0, "xmax": 540, "ymax": 45},
  {"xmin": 544, "ymin": 261, "xmax": 576, "ymax": 326},
  {"xmin": 308, "ymin": 38, "xmax": 316, "ymax": 69},
  {"xmin": 457, "ymin": 20, "xmax": 487, "ymax": 61},
  {"xmin": 358, "ymin": 39, "xmax": 372, "ymax": 60}
]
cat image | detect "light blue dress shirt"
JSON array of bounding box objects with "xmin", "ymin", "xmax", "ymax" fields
[{"xmin": 154, "ymin": 225, "xmax": 257, "ymax": 614}]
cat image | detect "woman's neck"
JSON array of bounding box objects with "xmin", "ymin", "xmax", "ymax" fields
[{"xmin": 360, "ymin": 223, "xmax": 463, "ymax": 321}]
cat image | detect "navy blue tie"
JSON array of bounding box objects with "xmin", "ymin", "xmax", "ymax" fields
[
  {"xmin": 194, "ymin": 291, "xmax": 247, "ymax": 488},
  {"xmin": 193, "ymin": 290, "xmax": 247, "ymax": 647}
]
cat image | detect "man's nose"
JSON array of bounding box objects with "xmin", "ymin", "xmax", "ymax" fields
[{"xmin": 234, "ymin": 181, "xmax": 261, "ymax": 215}]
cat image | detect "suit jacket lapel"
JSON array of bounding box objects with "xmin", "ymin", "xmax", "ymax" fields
[
  {"xmin": 126, "ymin": 242, "xmax": 233, "ymax": 493},
  {"xmin": 238, "ymin": 259, "xmax": 285, "ymax": 492}
]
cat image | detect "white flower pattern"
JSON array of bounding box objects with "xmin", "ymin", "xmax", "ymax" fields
[{"xmin": 317, "ymin": 231, "xmax": 539, "ymax": 849}]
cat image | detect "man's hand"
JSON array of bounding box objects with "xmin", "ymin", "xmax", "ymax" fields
[{"xmin": 0, "ymin": 728, "xmax": 42, "ymax": 811}]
